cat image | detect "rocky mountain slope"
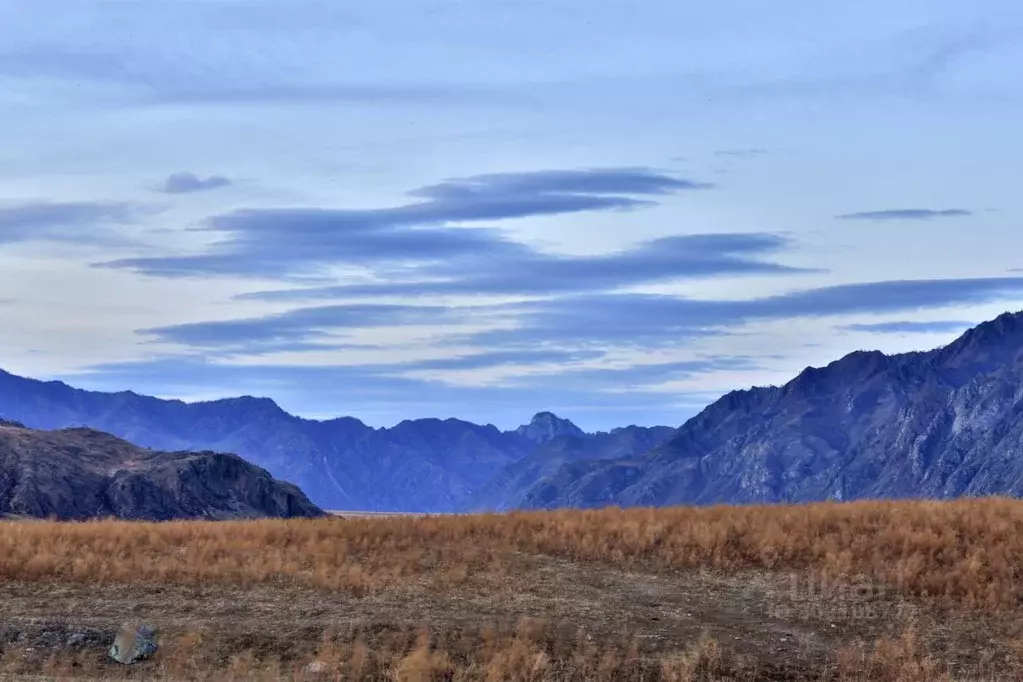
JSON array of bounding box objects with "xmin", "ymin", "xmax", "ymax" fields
[
  {"xmin": 469, "ymin": 425, "xmax": 675, "ymax": 511},
  {"xmin": 519, "ymin": 311, "xmax": 1023, "ymax": 509},
  {"xmin": 0, "ymin": 420, "xmax": 322, "ymax": 520},
  {"xmin": 0, "ymin": 370, "xmax": 671, "ymax": 511}
]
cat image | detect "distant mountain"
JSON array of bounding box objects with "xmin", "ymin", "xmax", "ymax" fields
[
  {"xmin": 469, "ymin": 425, "xmax": 675, "ymax": 511},
  {"xmin": 0, "ymin": 370, "xmax": 669, "ymax": 511},
  {"xmin": 518, "ymin": 311, "xmax": 1023, "ymax": 509},
  {"xmin": 0, "ymin": 421, "xmax": 322, "ymax": 520},
  {"xmin": 515, "ymin": 412, "xmax": 586, "ymax": 444}
]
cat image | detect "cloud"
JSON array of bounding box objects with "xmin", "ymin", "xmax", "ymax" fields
[
  {"xmin": 0, "ymin": 201, "xmax": 140, "ymax": 245},
  {"xmin": 514, "ymin": 356, "xmax": 760, "ymax": 389},
  {"xmin": 239, "ymin": 232, "xmax": 810, "ymax": 301},
  {"xmin": 141, "ymin": 277, "xmax": 1023, "ymax": 357},
  {"xmin": 409, "ymin": 168, "xmax": 710, "ymax": 199},
  {"xmin": 0, "ymin": 44, "xmax": 521, "ymax": 109},
  {"xmin": 140, "ymin": 303, "xmax": 462, "ymax": 353},
  {"xmin": 61, "ymin": 354, "xmax": 751, "ymax": 429},
  {"xmin": 714, "ymin": 148, "xmax": 770, "ymax": 158},
  {"xmin": 397, "ymin": 349, "xmax": 605, "ymax": 372},
  {"xmin": 100, "ymin": 167, "xmax": 717, "ymax": 279},
  {"xmin": 160, "ymin": 172, "xmax": 232, "ymax": 194},
  {"xmin": 839, "ymin": 320, "xmax": 973, "ymax": 334},
  {"xmin": 835, "ymin": 208, "xmax": 973, "ymax": 221},
  {"xmin": 57, "ymin": 277, "xmax": 1023, "ymax": 428},
  {"xmin": 467, "ymin": 277, "xmax": 1023, "ymax": 347}
]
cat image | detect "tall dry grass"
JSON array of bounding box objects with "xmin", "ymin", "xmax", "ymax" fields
[{"xmin": 2, "ymin": 498, "xmax": 1021, "ymax": 607}]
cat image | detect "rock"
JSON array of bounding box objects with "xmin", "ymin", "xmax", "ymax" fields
[
  {"xmin": 66, "ymin": 633, "xmax": 87, "ymax": 648},
  {"xmin": 305, "ymin": 660, "xmax": 329, "ymax": 674},
  {"xmin": 109, "ymin": 624, "xmax": 158, "ymax": 664}
]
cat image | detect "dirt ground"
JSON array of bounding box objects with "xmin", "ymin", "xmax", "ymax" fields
[{"xmin": 2, "ymin": 555, "xmax": 1018, "ymax": 680}]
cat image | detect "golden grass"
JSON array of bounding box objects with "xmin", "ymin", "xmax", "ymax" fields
[
  {"xmin": 5, "ymin": 498, "xmax": 1023, "ymax": 680},
  {"xmin": 2, "ymin": 497, "xmax": 1021, "ymax": 607}
]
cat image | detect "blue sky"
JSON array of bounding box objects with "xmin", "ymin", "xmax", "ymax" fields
[{"xmin": 1, "ymin": 0, "xmax": 1022, "ymax": 430}]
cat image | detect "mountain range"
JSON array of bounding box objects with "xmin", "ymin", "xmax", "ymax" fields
[
  {"xmin": 0, "ymin": 419, "xmax": 322, "ymax": 520},
  {"xmin": 4, "ymin": 311, "xmax": 1023, "ymax": 512},
  {"xmin": 0, "ymin": 370, "xmax": 671, "ymax": 511}
]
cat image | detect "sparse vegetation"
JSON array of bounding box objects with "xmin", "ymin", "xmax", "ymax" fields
[{"xmin": 4, "ymin": 499, "xmax": 1023, "ymax": 679}]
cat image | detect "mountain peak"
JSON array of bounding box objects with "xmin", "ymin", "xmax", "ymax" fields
[
  {"xmin": 956, "ymin": 310, "xmax": 1023, "ymax": 346},
  {"xmin": 208, "ymin": 395, "xmax": 284, "ymax": 413},
  {"xmin": 933, "ymin": 310, "xmax": 1023, "ymax": 377},
  {"xmin": 515, "ymin": 412, "xmax": 585, "ymax": 444}
]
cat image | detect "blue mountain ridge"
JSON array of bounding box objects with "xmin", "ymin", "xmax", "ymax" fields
[{"xmin": 4, "ymin": 311, "xmax": 1023, "ymax": 511}]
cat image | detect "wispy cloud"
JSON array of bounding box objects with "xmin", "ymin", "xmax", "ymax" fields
[
  {"xmin": 0, "ymin": 201, "xmax": 142, "ymax": 245},
  {"xmin": 838, "ymin": 320, "xmax": 973, "ymax": 334},
  {"xmin": 239, "ymin": 232, "xmax": 809, "ymax": 301},
  {"xmin": 61, "ymin": 355, "xmax": 724, "ymax": 428},
  {"xmin": 468, "ymin": 277, "xmax": 1023, "ymax": 347},
  {"xmin": 836, "ymin": 208, "xmax": 973, "ymax": 221},
  {"xmin": 143, "ymin": 277, "xmax": 1023, "ymax": 356},
  {"xmin": 714, "ymin": 148, "xmax": 770, "ymax": 158},
  {"xmin": 140, "ymin": 303, "xmax": 464, "ymax": 353},
  {"xmin": 0, "ymin": 41, "xmax": 523, "ymax": 109},
  {"xmin": 100, "ymin": 167, "xmax": 717, "ymax": 279},
  {"xmin": 160, "ymin": 172, "xmax": 232, "ymax": 194}
]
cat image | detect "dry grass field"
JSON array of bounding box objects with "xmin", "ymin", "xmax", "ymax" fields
[{"xmin": 3, "ymin": 499, "xmax": 1023, "ymax": 680}]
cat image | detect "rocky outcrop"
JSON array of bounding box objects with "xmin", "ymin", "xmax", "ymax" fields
[{"xmin": 0, "ymin": 422, "xmax": 322, "ymax": 520}]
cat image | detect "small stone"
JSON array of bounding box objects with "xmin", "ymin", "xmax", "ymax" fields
[
  {"xmin": 109, "ymin": 624, "xmax": 158, "ymax": 664},
  {"xmin": 306, "ymin": 660, "xmax": 329, "ymax": 674},
  {"xmin": 66, "ymin": 633, "xmax": 87, "ymax": 648}
]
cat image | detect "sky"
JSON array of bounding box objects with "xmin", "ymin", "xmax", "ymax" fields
[{"xmin": 1, "ymin": 0, "xmax": 1022, "ymax": 431}]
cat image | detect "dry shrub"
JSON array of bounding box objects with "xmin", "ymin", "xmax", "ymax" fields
[
  {"xmin": 391, "ymin": 632, "xmax": 455, "ymax": 681},
  {"xmin": 660, "ymin": 632, "xmax": 727, "ymax": 682},
  {"xmin": 834, "ymin": 629, "xmax": 951, "ymax": 682}
]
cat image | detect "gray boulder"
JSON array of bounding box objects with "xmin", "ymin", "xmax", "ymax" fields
[{"xmin": 109, "ymin": 624, "xmax": 158, "ymax": 664}]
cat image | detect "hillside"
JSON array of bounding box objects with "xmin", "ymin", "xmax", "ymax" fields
[
  {"xmin": 0, "ymin": 421, "xmax": 322, "ymax": 520},
  {"xmin": 520, "ymin": 311, "xmax": 1023, "ymax": 509}
]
